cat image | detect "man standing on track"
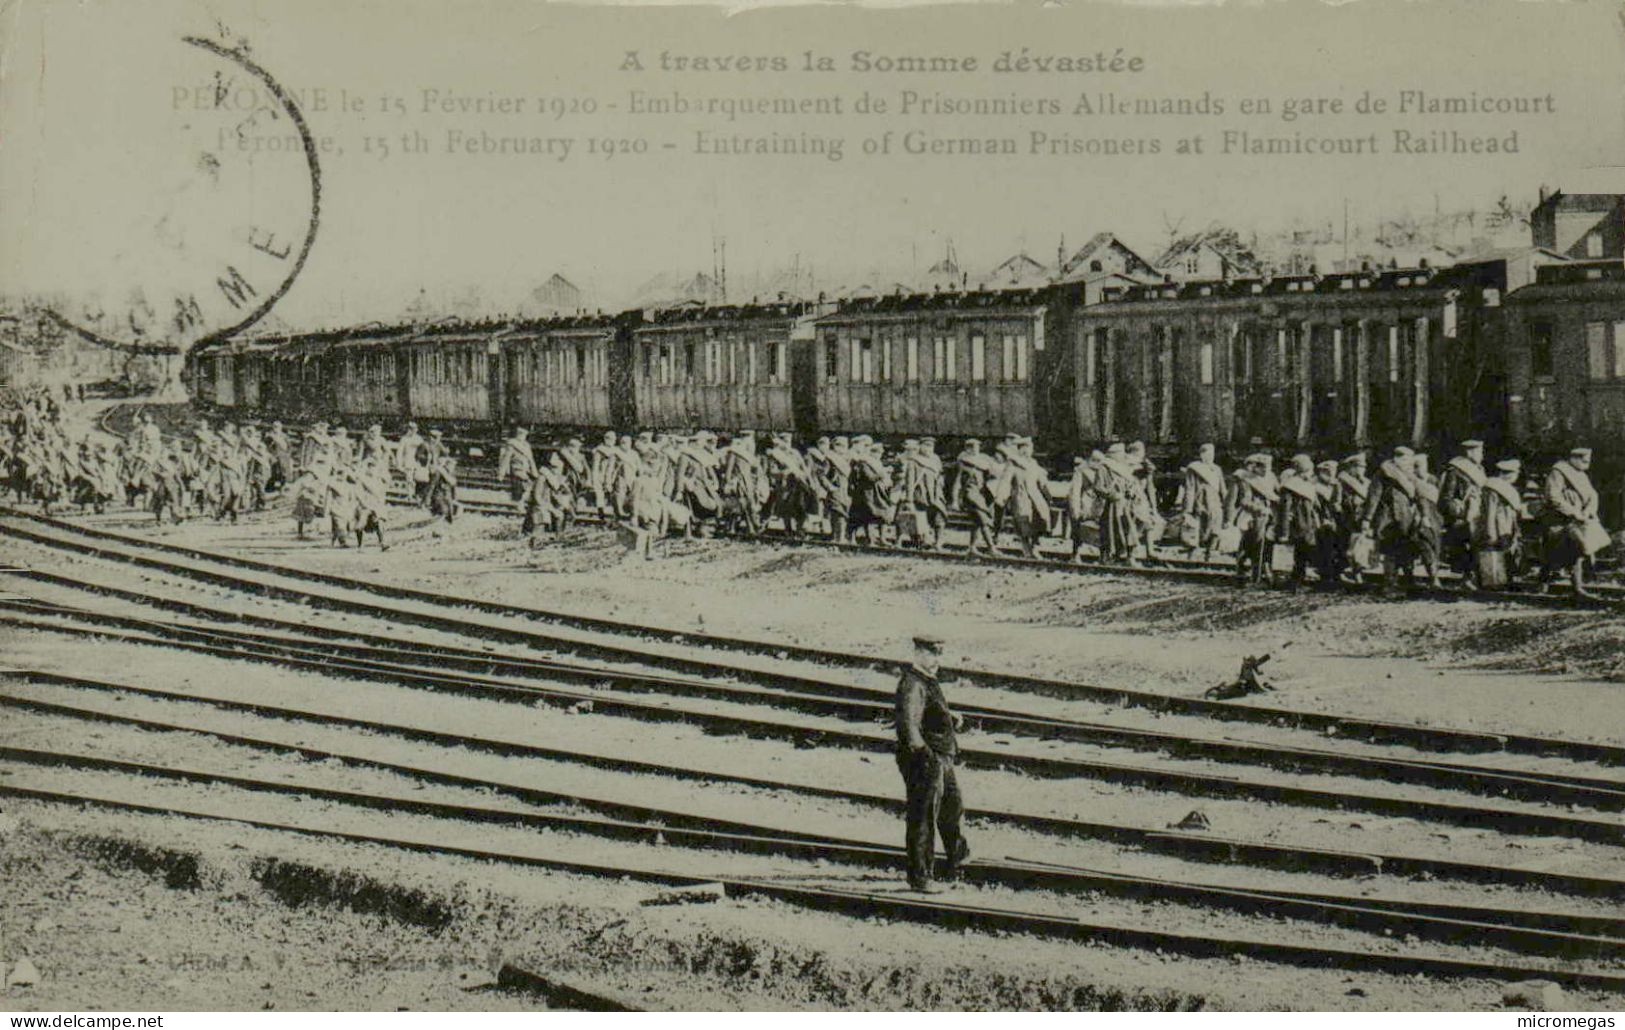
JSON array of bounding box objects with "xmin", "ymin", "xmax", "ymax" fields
[{"xmin": 894, "ymin": 634, "xmax": 969, "ymax": 894}]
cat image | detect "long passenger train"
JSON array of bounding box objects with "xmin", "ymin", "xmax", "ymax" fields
[{"xmin": 187, "ymin": 255, "xmax": 1625, "ymax": 520}]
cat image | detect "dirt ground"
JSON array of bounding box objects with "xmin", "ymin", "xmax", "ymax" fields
[{"xmin": 1, "ymin": 804, "xmax": 1578, "ymax": 1013}]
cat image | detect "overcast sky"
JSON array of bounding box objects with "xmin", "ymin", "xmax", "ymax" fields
[{"xmin": 3, "ymin": 0, "xmax": 1622, "ymax": 335}]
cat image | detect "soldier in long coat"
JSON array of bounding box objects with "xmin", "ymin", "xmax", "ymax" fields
[
  {"xmin": 352, "ymin": 463, "xmax": 390, "ymax": 550},
  {"xmin": 265, "ymin": 422, "xmax": 294, "ymax": 493},
  {"xmin": 1472, "ymin": 458, "xmax": 1528, "ymax": 590},
  {"xmin": 1093, "ymin": 442, "xmax": 1143, "ymax": 565},
  {"xmin": 955, "ymin": 439, "xmax": 999, "ymax": 556},
  {"xmin": 1276, "ymin": 454, "xmax": 1328, "ymax": 589},
  {"xmin": 720, "ymin": 433, "xmax": 767, "ymax": 536},
  {"xmin": 590, "ymin": 431, "xmax": 623, "ymax": 516},
  {"xmin": 288, "ymin": 460, "xmax": 327, "ymax": 539},
  {"xmin": 1411, "ymin": 454, "xmax": 1445, "ymax": 587},
  {"xmin": 497, "ymin": 427, "xmax": 538, "ymax": 510},
  {"xmin": 848, "ymin": 438, "xmax": 895, "ymax": 547},
  {"xmin": 1438, "ymin": 439, "xmax": 1487, "ymax": 581},
  {"xmin": 1541, "ymin": 446, "xmax": 1608, "ymax": 598},
  {"xmin": 559, "ymin": 437, "xmax": 591, "ymax": 507},
  {"xmin": 330, "ymin": 427, "xmax": 356, "ymax": 466},
  {"xmin": 298, "ymin": 422, "xmax": 333, "ymax": 471},
  {"xmin": 765, "ymin": 432, "xmax": 821, "ymax": 539},
  {"xmin": 360, "ymin": 424, "xmax": 391, "ymax": 465},
  {"xmin": 211, "ymin": 437, "xmax": 247, "ymax": 523},
  {"xmin": 425, "ymin": 454, "xmax": 459, "ymax": 523},
  {"xmin": 916, "ymin": 437, "xmax": 949, "ymax": 546},
  {"xmin": 673, "ymin": 433, "xmax": 722, "ymax": 536},
  {"xmin": 1313, "ymin": 459, "xmax": 1345, "ymax": 583},
  {"xmin": 1177, "ymin": 443, "xmax": 1226, "ymax": 559},
  {"xmin": 240, "ymin": 426, "xmax": 272, "ymax": 511},
  {"xmin": 1226, "ymin": 453, "xmax": 1278, "ymax": 585},
  {"xmin": 1336, "ymin": 453, "xmax": 1371, "ymax": 579},
  {"xmin": 1004, "ymin": 437, "xmax": 1051, "ymax": 559},
  {"xmin": 897, "ymin": 439, "xmax": 946, "ymax": 549},
  {"xmin": 394, "ymin": 422, "xmax": 428, "ymax": 503},
  {"xmin": 628, "ymin": 437, "xmax": 671, "ymax": 559},
  {"xmin": 1360, "ymin": 446, "xmax": 1427, "ymax": 593},
  {"xmin": 526, "ymin": 453, "xmax": 572, "ymax": 541},
  {"xmin": 1065, "ymin": 452, "xmax": 1103, "ymax": 561}
]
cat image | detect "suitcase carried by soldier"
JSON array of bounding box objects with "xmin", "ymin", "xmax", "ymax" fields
[
  {"xmin": 895, "ymin": 507, "xmax": 929, "ymax": 545},
  {"xmin": 1475, "ymin": 548, "xmax": 1510, "ymax": 590}
]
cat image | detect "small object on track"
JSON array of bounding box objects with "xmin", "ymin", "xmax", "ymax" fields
[
  {"xmin": 641, "ymin": 882, "xmax": 726, "ymax": 907},
  {"xmin": 1170, "ymin": 810, "xmax": 1212, "ymax": 831}
]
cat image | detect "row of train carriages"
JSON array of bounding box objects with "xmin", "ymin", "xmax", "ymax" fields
[{"xmin": 187, "ymin": 254, "xmax": 1625, "ymax": 521}]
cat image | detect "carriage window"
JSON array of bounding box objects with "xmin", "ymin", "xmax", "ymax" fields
[
  {"xmin": 771, "ymin": 341, "xmax": 786, "ymax": 384},
  {"xmin": 881, "ymin": 336, "xmax": 894, "ymax": 382},
  {"xmin": 1614, "ymin": 322, "xmax": 1625, "ymax": 379},
  {"xmin": 744, "ymin": 340, "xmax": 755, "ymax": 384},
  {"xmin": 906, "ymin": 337, "xmax": 920, "ymax": 382},
  {"xmin": 1530, "ymin": 324, "xmax": 1553, "ymax": 379},
  {"xmin": 1081, "ymin": 329, "xmax": 1096, "ymax": 388},
  {"xmin": 1387, "ymin": 326, "xmax": 1401, "ymax": 383},
  {"xmin": 1001, "ymin": 334, "xmax": 1016, "ymax": 382},
  {"xmin": 1231, "ymin": 328, "xmax": 1250, "ymax": 384},
  {"xmin": 1587, "ymin": 322, "xmax": 1608, "ymax": 381},
  {"xmin": 970, "ymin": 334, "xmax": 986, "ymax": 383},
  {"xmin": 729, "ymin": 339, "xmax": 740, "ymax": 384},
  {"xmin": 576, "ymin": 344, "xmax": 587, "ymax": 381},
  {"xmin": 943, "ymin": 336, "xmax": 956, "ymax": 382},
  {"xmin": 856, "ymin": 338, "xmax": 874, "ymax": 384},
  {"xmin": 684, "ymin": 342, "xmax": 697, "ymax": 382},
  {"xmin": 1199, "ymin": 337, "xmax": 1214, "ymax": 385},
  {"xmin": 1588, "ymin": 233, "xmax": 1604, "ymax": 258},
  {"xmin": 1276, "ymin": 328, "xmax": 1289, "ymax": 375},
  {"xmin": 1332, "ymin": 328, "xmax": 1345, "ymax": 382},
  {"xmin": 824, "ymin": 337, "xmax": 840, "ymax": 383}
]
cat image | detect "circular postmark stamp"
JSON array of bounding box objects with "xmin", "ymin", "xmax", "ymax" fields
[{"xmin": 37, "ymin": 27, "xmax": 321, "ymax": 356}]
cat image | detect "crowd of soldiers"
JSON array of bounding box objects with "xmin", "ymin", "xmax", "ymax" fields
[
  {"xmin": 495, "ymin": 424, "xmax": 1615, "ymax": 596},
  {"xmin": 1, "ymin": 385, "xmax": 1612, "ymax": 595},
  {"xmin": 0, "ymin": 389, "xmax": 464, "ymax": 551}
]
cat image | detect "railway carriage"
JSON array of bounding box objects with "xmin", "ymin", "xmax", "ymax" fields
[
  {"xmin": 1503, "ymin": 259, "xmax": 1625, "ymax": 522},
  {"xmin": 1069, "ymin": 263, "xmax": 1504, "ymax": 460},
  {"xmin": 497, "ymin": 314, "xmax": 632, "ymax": 432},
  {"xmin": 397, "ymin": 322, "xmax": 505, "ymax": 426},
  {"xmin": 808, "ymin": 287, "xmax": 1070, "ymax": 443},
  {"xmin": 630, "ymin": 302, "xmax": 818, "ymax": 433}
]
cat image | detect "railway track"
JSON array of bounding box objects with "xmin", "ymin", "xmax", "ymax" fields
[
  {"xmin": 6, "ymin": 668, "xmax": 1621, "ymax": 899},
  {"xmin": 3, "ymin": 778, "xmax": 1622, "ymax": 992},
  {"xmin": 4, "ymin": 569, "xmax": 1619, "ymax": 806},
  {"xmin": 3, "ymin": 735, "xmax": 1621, "ymax": 962},
  {"xmin": 4, "ymin": 597, "xmax": 1623, "ymax": 845},
  {"xmin": 5, "ymin": 505, "xmax": 1622, "ymax": 771},
  {"xmin": 4, "ymin": 688, "xmax": 1625, "ymax": 990}
]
